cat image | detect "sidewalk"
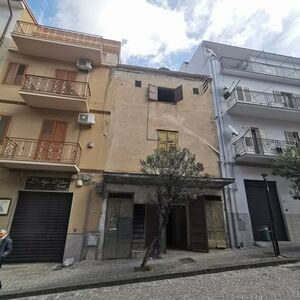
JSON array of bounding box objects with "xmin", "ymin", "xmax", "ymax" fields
[{"xmin": 0, "ymin": 242, "xmax": 299, "ymax": 299}]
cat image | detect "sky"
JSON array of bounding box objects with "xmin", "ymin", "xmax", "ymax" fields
[{"xmin": 27, "ymin": 0, "xmax": 300, "ymax": 70}]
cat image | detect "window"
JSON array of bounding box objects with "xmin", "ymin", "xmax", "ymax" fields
[
  {"xmin": 158, "ymin": 130, "xmax": 178, "ymax": 150},
  {"xmin": 148, "ymin": 84, "xmax": 183, "ymax": 103},
  {"xmin": 135, "ymin": 80, "xmax": 142, "ymax": 87},
  {"xmin": 0, "ymin": 115, "xmax": 11, "ymax": 144},
  {"xmin": 285, "ymin": 131, "xmax": 300, "ymax": 146},
  {"xmin": 3, "ymin": 63, "xmax": 27, "ymax": 85},
  {"xmin": 193, "ymin": 88, "xmax": 199, "ymax": 95}
]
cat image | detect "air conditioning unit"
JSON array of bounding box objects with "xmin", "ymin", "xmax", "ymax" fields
[
  {"xmin": 78, "ymin": 113, "xmax": 95, "ymax": 126},
  {"xmin": 77, "ymin": 58, "xmax": 92, "ymax": 71}
]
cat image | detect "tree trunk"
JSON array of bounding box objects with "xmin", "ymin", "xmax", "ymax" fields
[{"xmin": 140, "ymin": 215, "xmax": 166, "ymax": 268}]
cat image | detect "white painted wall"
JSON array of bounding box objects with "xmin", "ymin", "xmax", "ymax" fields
[{"xmin": 184, "ymin": 41, "xmax": 300, "ymax": 245}]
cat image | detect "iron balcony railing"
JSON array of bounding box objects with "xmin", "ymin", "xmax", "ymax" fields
[
  {"xmin": 220, "ymin": 57, "xmax": 300, "ymax": 81},
  {"xmin": 227, "ymin": 88, "xmax": 300, "ymax": 110},
  {"xmin": 233, "ymin": 137, "xmax": 296, "ymax": 158},
  {"xmin": 13, "ymin": 20, "xmax": 103, "ymax": 49},
  {"xmin": 21, "ymin": 75, "xmax": 91, "ymax": 99},
  {"xmin": 0, "ymin": 137, "xmax": 81, "ymax": 166}
]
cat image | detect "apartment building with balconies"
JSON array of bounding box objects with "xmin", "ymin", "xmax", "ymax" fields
[
  {"xmin": 182, "ymin": 41, "xmax": 300, "ymax": 247},
  {"xmin": 0, "ymin": 1, "xmax": 121, "ymax": 263}
]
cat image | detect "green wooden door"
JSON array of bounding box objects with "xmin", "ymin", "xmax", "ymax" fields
[{"xmin": 102, "ymin": 193, "xmax": 134, "ymax": 259}]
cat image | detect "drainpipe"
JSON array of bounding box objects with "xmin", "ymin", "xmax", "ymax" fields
[
  {"xmin": 0, "ymin": 0, "xmax": 13, "ymax": 47},
  {"xmin": 207, "ymin": 56, "xmax": 241, "ymax": 248}
]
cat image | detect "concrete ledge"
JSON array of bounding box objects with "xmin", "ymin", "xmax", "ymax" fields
[{"xmin": 0, "ymin": 258, "xmax": 298, "ymax": 299}]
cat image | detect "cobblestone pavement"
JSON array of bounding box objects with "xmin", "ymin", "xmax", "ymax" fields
[
  {"xmin": 0, "ymin": 243, "xmax": 299, "ymax": 297},
  {"xmin": 20, "ymin": 262, "xmax": 300, "ymax": 300}
]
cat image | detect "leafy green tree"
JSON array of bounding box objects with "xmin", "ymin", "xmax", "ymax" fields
[
  {"xmin": 273, "ymin": 146, "xmax": 300, "ymax": 200},
  {"xmin": 139, "ymin": 147, "xmax": 207, "ymax": 268}
]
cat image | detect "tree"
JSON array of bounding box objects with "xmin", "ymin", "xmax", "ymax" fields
[
  {"xmin": 139, "ymin": 147, "xmax": 207, "ymax": 268},
  {"xmin": 273, "ymin": 146, "xmax": 300, "ymax": 200}
]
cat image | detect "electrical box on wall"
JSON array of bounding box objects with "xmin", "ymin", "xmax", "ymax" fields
[{"xmin": 78, "ymin": 113, "xmax": 95, "ymax": 126}]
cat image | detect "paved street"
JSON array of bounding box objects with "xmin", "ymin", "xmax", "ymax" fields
[{"xmin": 20, "ymin": 263, "xmax": 300, "ymax": 300}]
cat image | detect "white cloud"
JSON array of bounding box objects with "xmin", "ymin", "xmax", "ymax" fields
[{"xmin": 51, "ymin": 0, "xmax": 300, "ymax": 68}]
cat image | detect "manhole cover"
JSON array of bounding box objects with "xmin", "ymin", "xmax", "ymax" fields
[{"xmin": 179, "ymin": 257, "xmax": 196, "ymax": 264}]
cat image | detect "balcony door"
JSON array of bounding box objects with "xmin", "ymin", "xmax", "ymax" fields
[
  {"xmin": 36, "ymin": 120, "xmax": 67, "ymax": 161},
  {"xmin": 55, "ymin": 70, "xmax": 77, "ymax": 96},
  {"xmin": 250, "ymin": 127, "xmax": 264, "ymax": 155}
]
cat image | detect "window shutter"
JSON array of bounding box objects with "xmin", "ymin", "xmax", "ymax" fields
[
  {"xmin": 4, "ymin": 63, "xmax": 19, "ymax": 84},
  {"xmin": 236, "ymin": 87, "xmax": 244, "ymax": 101},
  {"xmin": 292, "ymin": 94, "xmax": 300, "ymax": 109},
  {"xmin": 148, "ymin": 84, "xmax": 158, "ymax": 101},
  {"xmin": 174, "ymin": 85, "xmax": 183, "ymax": 103},
  {"xmin": 0, "ymin": 116, "xmax": 11, "ymax": 144},
  {"xmin": 273, "ymin": 91, "xmax": 282, "ymax": 104},
  {"xmin": 243, "ymin": 87, "xmax": 251, "ymax": 102},
  {"xmin": 285, "ymin": 130, "xmax": 300, "ymax": 145}
]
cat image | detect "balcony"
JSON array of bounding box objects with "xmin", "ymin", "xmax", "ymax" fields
[
  {"xmin": 227, "ymin": 89, "xmax": 300, "ymax": 121},
  {"xmin": 0, "ymin": 137, "xmax": 81, "ymax": 173},
  {"xmin": 11, "ymin": 21, "xmax": 104, "ymax": 65},
  {"xmin": 220, "ymin": 57, "xmax": 300, "ymax": 85},
  {"xmin": 233, "ymin": 137, "xmax": 295, "ymax": 165},
  {"xmin": 19, "ymin": 75, "xmax": 90, "ymax": 112}
]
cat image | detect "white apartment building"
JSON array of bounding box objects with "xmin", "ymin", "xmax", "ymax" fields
[{"xmin": 181, "ymin": 41, "xmax": 300, "ymax": 247}]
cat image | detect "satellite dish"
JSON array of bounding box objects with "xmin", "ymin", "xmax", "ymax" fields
[{"xmin": 228, "ymin": 125, "xmax": 239, "ymax": 136}]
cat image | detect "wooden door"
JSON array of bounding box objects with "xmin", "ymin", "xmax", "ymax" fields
[
  {"xmin": 55, "ymin": 70, "xmax": 77, "ymax": 95},
  {"xmin": 205, "ymin": 198, "xmax": 226, "ymax": 248},
  {"xmin": 189, "ymin": 197, "xmax": 208, "ymax": 252},
  {"xmin": 102, "ymin": 193, "xmax": 134, "ymax": 259},
  {"xmin": 36, "ymin": 120, "xmax": 67, "ymax": 161}
]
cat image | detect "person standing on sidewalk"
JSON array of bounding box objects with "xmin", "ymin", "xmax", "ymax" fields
[{"xmin": 0, "ymin": 229, "xmax": 13, "ymax": 289}]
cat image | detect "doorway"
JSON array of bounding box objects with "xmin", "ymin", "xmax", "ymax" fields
[
  {"xmin": 245, "ymin": 180, "xmax": 288, "ymax": 241},
  {"xmin": 166, "ymin": 205, "xmax": 187, "ymax": 250}
]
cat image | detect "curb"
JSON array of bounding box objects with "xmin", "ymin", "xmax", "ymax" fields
[{"xmin": 0, "ymin": 258, "xmax": 298, "ymax": 299}]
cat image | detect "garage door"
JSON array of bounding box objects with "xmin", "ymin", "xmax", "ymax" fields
[{"xmin": 8, "ymin": 191, "xmax": 72, "ymax": 263}]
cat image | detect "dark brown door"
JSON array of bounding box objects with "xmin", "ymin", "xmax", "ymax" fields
[
  {"xmin": 245, "ymin": 180, "xmax": 288, "ymax": 241},
  {"xmin": 189, "ymin": 198, "xmax": 208, "ymax": 252},
  {"xmin": 102, "ymin": 193, "xmax": 133, "ymax": 259},
  {"xmin": 56, "ymin": 70, "xmax": 77, "ymax": 95},
  {"xmin": 145, "ymin": 204, "xmax": 159, "ymax": 247},
  {"xmin": 8, "ymin": 191, "xmax": 72, "ymax": 263},
  {"xmin": 36, "ymin": 120, "xmax": 67, "ymax": 161}
]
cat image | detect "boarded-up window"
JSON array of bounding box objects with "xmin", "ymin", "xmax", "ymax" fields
[
  {"xmin": 3, "ymin": 63, "xmax": 27, "ymax": 85},
  {"xmin": 0, "ymin": 115, "xmax": 11, "ymax": 144},
  {"xmin": 158, "ymin": 130, "xmax": 178, "ymax": 150},
  {"xmin": 148, "ymin": 84, "xmax": 183, "ymax": 103}
]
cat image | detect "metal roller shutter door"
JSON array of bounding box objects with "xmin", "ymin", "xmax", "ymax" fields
[{"xmin": 7, "ymin": 191, "xmax": 72, "ymax": 263}]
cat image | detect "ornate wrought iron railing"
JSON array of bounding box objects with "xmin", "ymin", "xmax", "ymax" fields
[
  {"xmin": 21, "ymin": 75, "xmax": 91, "ymax": 99},
  {"xmin": 227, "ymin": 88, "xmax": 300, "ymax": 110},
  {"xmin": 233, "ymin": 137, "xmax": 296, "ymax": 157},
  {"xmin": 220, "ymin": 57, "xmax": 300, "ymax": 81},
  {"xmin": 0, "ymin": 137, "xmax": 81, "ymax": 166},
  {"xmin": 13, "ymin": 21, "xmax": 103, "ymax": 49}
]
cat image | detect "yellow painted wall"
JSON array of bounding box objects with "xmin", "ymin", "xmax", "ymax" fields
[{"xmin": 105, "ymin": 68, "xmax": 220, "ymax": 177}]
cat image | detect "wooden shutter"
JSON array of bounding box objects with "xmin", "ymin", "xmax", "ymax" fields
[
  {"xmin": 236, "ymin": 86, "xmax": 244, "ymax": 101},
  {"xmin": 148, "ymin": 84, "xmax": 158, "ymax": 101},
  {"xmin": 292, "ymin": 94, "xmax": 300, "ymax": 109},
  {"xmin": 3, "ymin": 63, "xmax": 19, "ymax": 84},
  {"xmin": 189, "ymin": 198, "xmax": 208, "ymax": 252},
  {"xmin": 273, "ymin": 91, "xmax": 283, "ymax": 104},
  {"xmin": 243, "ymin": 87, "xmax": 251, "ymax": 102},
  {"xmin": 167, "ymin": 131, "xmax": 178, "ymax": 149},
  {"xmin": 174, "ymin": 85, "xmax": 183, "ymax": 103},
  {"xmin": 0, "ymin": 115, "xmax": 11, "ymax": 144},
  {"xmin": 56, "ymin": 70, "xmax": 67, "ymax": 80}
]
